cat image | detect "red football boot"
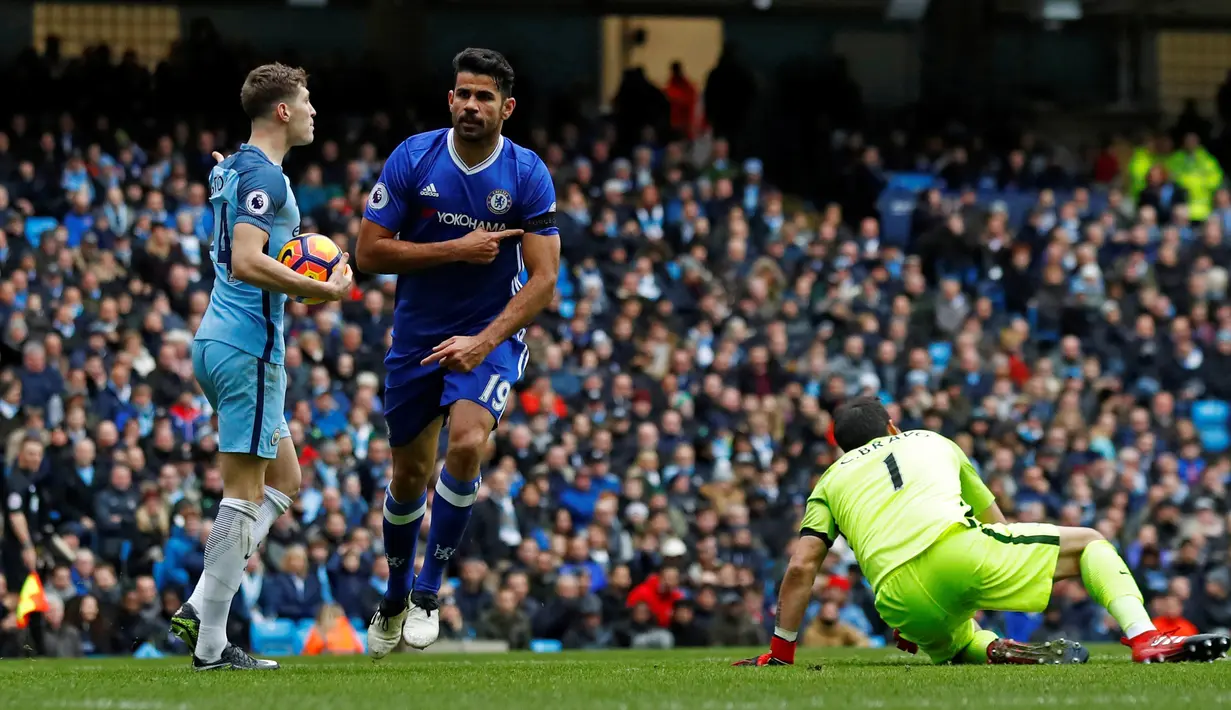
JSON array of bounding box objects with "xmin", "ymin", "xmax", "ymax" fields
[{"xmin": 1121, "ymin": 630, "xmax": 1231, "ymax": 663}]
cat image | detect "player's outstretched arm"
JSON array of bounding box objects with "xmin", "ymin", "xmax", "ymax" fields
[
  {"xmin": 231, "ymin": 223, "xmax": 351, "ymax": 301},
  {"xmin": 734, "ymin": 534, "xmax": 829, "ymax": 667},
  {"xmin": 355, "ymin": 219, "xmax": 523, "ymax": 274}
]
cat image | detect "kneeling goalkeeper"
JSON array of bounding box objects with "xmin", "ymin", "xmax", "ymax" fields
[{"xmin": 737, "ymin": 396, "xmax": 1229, "ymax": 666}]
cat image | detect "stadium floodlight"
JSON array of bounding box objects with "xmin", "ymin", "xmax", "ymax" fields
[
  {"xmin": 885, "ymin": 0, "xmax": 930, "ymax": 21},
  {"xmin": 751, "ymin": 0, "xmax": 773, "ymax": 10},
  {"xmin": 1036, "ymin": 0, "xmax": 1082, "ymax": 21}
]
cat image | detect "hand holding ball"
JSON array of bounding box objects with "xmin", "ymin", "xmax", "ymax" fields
[{"xmin": 278, "ymin": 233, "xmax": 348, "ymax": 305}]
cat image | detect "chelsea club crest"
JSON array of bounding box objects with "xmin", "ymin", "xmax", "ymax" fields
[{"xmin": 486, "ymin": 189, "xmax": 512, "ymax": 215}]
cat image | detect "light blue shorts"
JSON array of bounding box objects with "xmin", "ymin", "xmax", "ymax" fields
[{"xmin": 192, "ymin": 340, "xmax": 290, "ymax": 460}]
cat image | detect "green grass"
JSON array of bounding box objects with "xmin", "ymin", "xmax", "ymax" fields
[{"xmin": 3, "ymin": 646, "xmax": 1230, "ymax": 710}]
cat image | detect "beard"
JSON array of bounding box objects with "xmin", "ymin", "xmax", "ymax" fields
[{"xmin": 453, "ymin": 114, "xmax": 495, "ymax": 142}]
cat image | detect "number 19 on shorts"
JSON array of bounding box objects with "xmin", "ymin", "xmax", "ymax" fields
[{"xmin": 479, "ymin": 374, "xmax": 511, "ymax": 412}]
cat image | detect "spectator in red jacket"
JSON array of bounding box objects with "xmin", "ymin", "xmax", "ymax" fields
[{"xmin": 626, "ymin": 566, "xmax": 685, "ymax": 627}]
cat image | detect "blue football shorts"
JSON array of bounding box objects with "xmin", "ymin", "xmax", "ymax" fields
[
  {"xmin": 383, "ymin": 337, "xmax": 529, "ymax": 447},
  {"xmin": 192, "ymin": 339, "xmax": 290, "ymax": 460}
]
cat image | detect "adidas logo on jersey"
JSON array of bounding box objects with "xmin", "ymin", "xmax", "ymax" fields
[{"xmin": 420, "ymin": 183, "xmax": 439, "ymax": 198}]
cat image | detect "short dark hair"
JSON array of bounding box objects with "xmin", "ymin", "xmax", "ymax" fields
[
  {"xmin": 832, "ymin": 395, "xmax": 891, "ymax": 452},
  {"xmin": 453, "ymin": 47, "xmax": 515, "ymax": 96},
  {"xmin": 240, "ymin": 63, "xmax": 308, "ymax": 120}
]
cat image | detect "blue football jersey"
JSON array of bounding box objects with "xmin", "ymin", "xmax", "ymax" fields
[
  {"xmin": 363, "ymin": 128, "xmax": 558, "ymax": 357},
  {"xmin": 196, "ymin": 144, "xmax": 301, "ymax": 365}
]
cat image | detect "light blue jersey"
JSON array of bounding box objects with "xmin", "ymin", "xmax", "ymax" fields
[{"xmin": 196, "ymin": 144, "xmax": 300, "ymax": 365}]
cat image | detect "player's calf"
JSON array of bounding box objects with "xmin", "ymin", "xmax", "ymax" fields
[
  {"xmin": 403, "ymin": 467, "xmax": 477, "ymax": 649},
  {"xmin": 405, "ymin": 402, "xmax": 491, "ymax": 649},
  {"xmin": 1063, "ymin": 527, "xmax": 1160, "ymax": 644},
  {"xmin": 380, "ymin": 418, "xmax": 440, "ymax": 614}
]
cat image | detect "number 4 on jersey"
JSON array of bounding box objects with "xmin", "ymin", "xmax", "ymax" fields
[{"xmin": 885, "ymin": 453, "xmax": 903, "ymax": 491}]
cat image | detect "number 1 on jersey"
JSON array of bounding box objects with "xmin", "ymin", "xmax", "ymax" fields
[{"xmin": 885, "ymin": 453, "xmax": 903, "ymax": 491}]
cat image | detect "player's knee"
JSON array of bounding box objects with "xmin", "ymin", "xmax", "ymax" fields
[
  {"xmin": 265, "ymin": 463, "xmax": 302, "ymax": 500},
  {"xmin": 1081, "ymin": 527, "xmax": 1105, "ymax": 546},
  {"xmin": 392, "ymin": 454, "xmax": 434, "ymax": 487},
  {"xmin": 445, "ymin": 425, "xmax": 489, "ymax": 472},
  {"xmin": 1064, "ymin": 526, "xmax": 1104, "ymax": 554},
  {"xmin": 275, "ymin": 475, "xmax": 301, "ymax": 500}
]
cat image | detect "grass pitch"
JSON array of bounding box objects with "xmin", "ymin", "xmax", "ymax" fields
[{"xmin": 4, "ymin": 646, "xmax": 1231, "ymax": 710}]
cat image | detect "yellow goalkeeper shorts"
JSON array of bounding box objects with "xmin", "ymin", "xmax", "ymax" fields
[{"xmin": 874, "ymin": 521, "xmax": 1061, "ymax": 664}]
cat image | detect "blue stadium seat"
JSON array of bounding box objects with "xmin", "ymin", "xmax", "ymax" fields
[
  {"xmin": 1201, "ymin": 428, "xmax": 1230, "ymax": 454},
  {"xmin": 250, "ymin": 619, "xmax": 298, "ymax": 656},
  {"xmin": 928, "ymin": 342, "xmax": 952, "ymax": 374},
  {"xmin": 1194, "ymin": 400, "xmax": 1230, "ymax": 453},
  {"xmin": 133, "ymin": 641, "xmax": 165, "ymax": 659},
  {"xmin": 529, "ymin": 639, "xmax": 563, "ymax": 653},
  {"xmin": 25, "ymin": 216, "xmax": 58, "ymax": 247},
  {"xmin": 1192, "ymin": 400, "xmax": 1230, "ymax": 430},
  {"xmin": 557, "ymin": 261, "xmax": 575, "ymax": 298},
  {"xmin": 295, "ymin": 619, "xmax": 315, "ymax": 654},
  {"xmin": 350, "ymin": 618, "xmax": 369, "ymax": 653},
  {"xmin": 875, "ymin": 188, "xmax": 917, "ymax": 248},
  {"xmin": 885, "ymin": 172, "xmax": 938, "ymax": 193},
  {"xmin": 1086, "ymin": 192, "xmax": 1108, "ymax": 216},
  {"xmin": 1004, "ymin": 193, "xmax": 1040, "ymax": 229}
]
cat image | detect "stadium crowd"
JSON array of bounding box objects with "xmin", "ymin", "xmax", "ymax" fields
[{"xmin": 3, "ymin": 32, "xmax": 1231, "ymax": 658}]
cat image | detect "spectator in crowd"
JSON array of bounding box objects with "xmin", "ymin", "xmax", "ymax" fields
[
  {"xmin": 65, "ymin": 593, "xmax": 114, "ymax": 655},
  {"xmin": 301, "ymin": 602, "xmax": 364, "ymax": 656},
  {"xmin": 709, "ymin": 590, "xmax": 767, "ymax": 647},
  {"xmin": 668, "ymin": 599, "xmax": 710, "ymax": 647},
  {"xmin": 563, "ymin": 594, "xmax": 613, "ymax": 649},
  {"xmin": 260, "ymin": 546, "xmax": 324, "ymax": 622},
  {"xmin": 40, "ymin": 596, "xmax": 83, "ymax": 658},
  {"xmin": 478, "ymin": 586, "xmax": 532, "ymax": 649},
  {"xmin": 802, "ymin": 601, "xmax": 870, "ymax": 648}
]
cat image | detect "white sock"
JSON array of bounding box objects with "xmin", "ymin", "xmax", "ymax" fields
[
  {"xmin": 189, "ymin": 488, "xmax": 290, "ymax": 611},
  {"xmin": 195, "ymin": 498, "xmax": 260, "ymax": 662},
  {"xmin": 1110, "ymin": 597, "xmax": 1157, "ymax": 639},
  {"xmin": 252, "ymin": 485, "xmax": 293, "ymax": 544}
]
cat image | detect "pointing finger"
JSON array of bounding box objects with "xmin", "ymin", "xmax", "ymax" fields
[{"xmin": 494, "ymin": 229, "xmax": 525, "ymax": 240}]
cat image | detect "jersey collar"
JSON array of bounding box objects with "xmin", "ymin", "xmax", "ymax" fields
[
  {"xmin": 447, "ymin": 128, "xmax": 504, "ymax": 176},
  {"xmin": 239, "ymin": 143, "xmax": 275, "ymax": 165}
]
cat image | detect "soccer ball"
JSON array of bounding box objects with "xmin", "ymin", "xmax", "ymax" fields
[{"xmin": 278, "ymin": 233, "xmax": 342, "ymax": 305}]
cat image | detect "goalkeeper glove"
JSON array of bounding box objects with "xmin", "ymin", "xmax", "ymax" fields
[
  {"xmin": 732, "ymin": 632, "xmax": 797, "ymax": 666},
  {"xmin": 893, "ymin": 629, "xmax": 918, "ymax": 655}
]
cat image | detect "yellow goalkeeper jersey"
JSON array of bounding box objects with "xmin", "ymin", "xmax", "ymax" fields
[{"xmin": 800, "ymin": 429, "xmax": 995, "ymax": 591}]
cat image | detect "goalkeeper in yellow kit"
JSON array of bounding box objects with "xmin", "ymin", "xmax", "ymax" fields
[{"xmin": 736, "ymin": 396, "xmax": 1230, "ymax": 666}]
